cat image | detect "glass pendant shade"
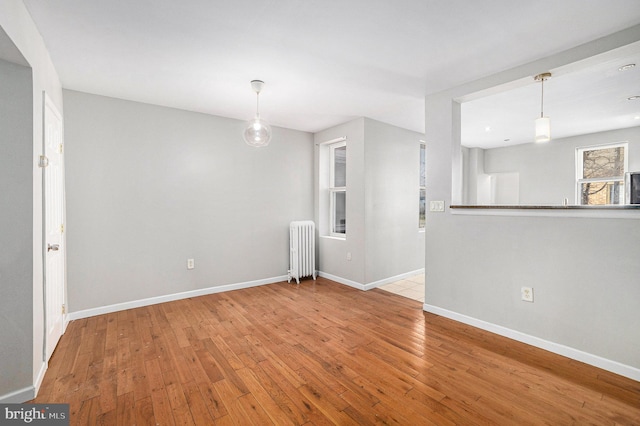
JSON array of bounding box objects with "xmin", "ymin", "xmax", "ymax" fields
[
  {"xmin": 535, "ymin": 116, "xmax": 550, "ymax": 143},
  {"xmin": 243, "ymin": 116, "xmax": 272, "ymax": 147},
  {"xmin": 243, "ymin": 79, "xmax": 272, "ymax": 147}
]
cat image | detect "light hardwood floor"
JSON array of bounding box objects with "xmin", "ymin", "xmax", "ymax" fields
[{"xmin": 32, "ymin": 278, "xmax": 640, "ymax": 425}]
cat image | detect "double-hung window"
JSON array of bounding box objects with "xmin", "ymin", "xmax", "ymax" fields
[
  {"xmin": 419, "ymin": 142, "xmax": 426, "ymax": 229},
  {"xmin": 329, "ymin": 142, "xmax": 346, "ymax": 236},
  {"xmin": 576, "ymin": 143, "xmax": 627, "ymax": 205}
]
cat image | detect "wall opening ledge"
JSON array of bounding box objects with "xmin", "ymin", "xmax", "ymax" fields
[{"xmin": 450, "ymin": 204, "xmax": 640, "ymax": 219}]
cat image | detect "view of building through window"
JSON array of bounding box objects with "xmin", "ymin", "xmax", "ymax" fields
[{"xmin": 577, "ymin": 144, "xmax": 627, "ymax": 205}]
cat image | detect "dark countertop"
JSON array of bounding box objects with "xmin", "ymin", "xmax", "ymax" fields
[{"xmin": 451, "ymin": 205, "xmax": 640, "ymax": 210}]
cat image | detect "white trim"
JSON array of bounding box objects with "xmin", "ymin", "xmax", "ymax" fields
[
  {"xmin": 318, "ymin": 269, "xmax": 425, "ymax": 291},
  {"xmin": 419, "ymin": 142, "xmax": 426, "ymax": 230},
  {"xmin": 329, "ymin": 141, "xmax": 346, "ymax": 188},
  {"xmin": 423, "ymin": 303, "xmax": 640, "ymax": 382},
  {"xmin": 317, "ymin": 271, "xmax": 366, "ymax": 291},
  {"xmin": 576, "ymin": 142, "xmax": 628, "ymax": 205},
  {"xmin": 329, "ymin": 141, "xmax": 347, "ymax": 237},
  {"xmin": 0, "ymin": 386, "xmax": 35, "ymax": 404},
  {"xmin": 450, "ymin": 208, "xmax": 640, "ymax": 219},
  {"xmin": 316, "ymin": 136, "xmax": 347, "ymax": 146},
  {"xmin": 33, "ymin": 361, "xmax": 47, "ymax": 398},
  {"xmin": 320, "ymin": 235, "xmax": 346, "ymax": 241},
  {"xmin": 364, "ymin": 268, "xmax": 426, "ymax": 291},
  {"xmin": 329, "ymin": 189, "xmax": 347, "ymax": 237},
  {"xmin": 67, "ymin": 275, "xmax": 288, "ymax": 321}
]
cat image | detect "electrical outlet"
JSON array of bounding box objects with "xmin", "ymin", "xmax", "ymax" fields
[
  {"xmin": 346, "ymin": 252, "xmax": 352, "ymax": 261},
  {"xmin": 521, "ymin": 287, "xmax": 533, "ymax": 302},
  {"xmin": 187, "ymin": 259, "xmax": 195, "ymax": 270}
]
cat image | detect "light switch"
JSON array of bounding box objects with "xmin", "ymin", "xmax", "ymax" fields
[{"xmin": 429, "ymin": 201, "xmax": 445, "ymax": 212}]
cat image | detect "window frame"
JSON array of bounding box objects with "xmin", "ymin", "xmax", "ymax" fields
[
  {"xmin": 575, "ymin": 142, "xmax": 628, "ymax": 205},
  {"xmin": 329, "ymin": 141, "xmax": 347, "ymax": 238},
  {"xmin": 419, "ymin": 141, "xmax": 426, "ymax": 230}
]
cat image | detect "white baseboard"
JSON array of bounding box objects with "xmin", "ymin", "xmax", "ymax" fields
[
  {"xmin": 67, "ymin": 275, "xmax": 288, "ymax": 321},
  {"xmin": 69, "ymin": 269, "xmax": 424, "ymax": 321},
  {"xmin": 318, "ymin": 269, "xmax": 425, "ymax": 291},
  {"xmin": 0, "ymin": 386, "xmax": 35, "ymax": 404},
  {"xmin": 363, "ymin": 268, "xmax": 425, "ymax": 290},
  {"xmin": 317, "ymin": 271, "xmax": 366, "ymax": 290},
  {"xmin": 0, "ymin": 362, "xmax": 47, "ymax": 403},
  {"xmin": 33, "ymin": 361, "xmax": 47, "ymax": 399},
  {"xmin": 423, "ymin": 303, "xmax": 640, "ymax": 382}
]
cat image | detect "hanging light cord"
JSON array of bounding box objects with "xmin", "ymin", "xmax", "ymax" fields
[
  {"xmin": 540, "ymin": 77, "xmax": 545, "ymax": 118},
  {"xmin": 256, "ymin": 91, "xmax": 261, "ymax": 118}
]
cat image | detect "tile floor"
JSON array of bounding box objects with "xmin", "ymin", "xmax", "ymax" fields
[{"xmin": 378, "ymin": 273, "xmax": 425, "ymax": 303}]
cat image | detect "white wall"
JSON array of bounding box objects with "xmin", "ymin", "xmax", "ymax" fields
[
  {"xmin": 64, "ymin": 90, "xmax": 314, "ymax": 312},
  {"xmin": 314, "ymin": 118, "xmax": 425, "ymax": 287},
  {"xmin": 0, "ymin": 2, "xmax": 64, "ymax": 402},
  {"xmin": 470, "ymin": 126, "xmax": 640, "ymax": 205},
  {"xmin": 425, "ymin": 25, "xmax": 640, "ymax": 379}
]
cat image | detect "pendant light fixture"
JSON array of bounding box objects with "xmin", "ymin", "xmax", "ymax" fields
[
  {"xmin": 534, "ymin": 72, "xmax": 552, "ymax": 143},
  {"xmin": 243, "ymin": 80, "xmax": 272, "ymax": 147}
]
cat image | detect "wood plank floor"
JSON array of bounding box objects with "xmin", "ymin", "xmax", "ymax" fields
[{"xmin": 32, "ymin": 278, "xmax": 640, "ymax": 425}]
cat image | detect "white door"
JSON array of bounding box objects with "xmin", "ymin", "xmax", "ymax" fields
[{"xmin": 43, "ymin": 92, "xmax": 65, "ymax": 361}]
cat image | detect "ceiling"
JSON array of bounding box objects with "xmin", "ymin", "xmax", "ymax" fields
[
  {"xmin": 462, "ymin": 41, "xmax": 640, "ymax": 149},
  {"xmin": 19, "ymin": 0, "xmax": 640, "ymax": 136}
]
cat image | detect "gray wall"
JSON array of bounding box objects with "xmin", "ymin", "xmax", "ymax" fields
[
  {"xmin": 314, "ymin": 118, "xmax": 425, "ymax": 286},
  {"xmin": 64, "ymin": 90, "xmax": 314, "ymax": 312},
  {"xmin": 315, "ymin": 118, "xmax": 367, "ymax": 284},
  {"xmin": 472, "ymin": 126, "xmax": 640, "ymax": 205},
  {"xmin": 0, "ymin": 2, "xmax": 64, "ymax": 402},
  {"xmin": 0, "ymin": 58, "xmax": 33, "ymax": 398},
  {"xmin": 364, "ymin": 118, "xmax": 425, "ymax": 283},
  {"xmin": 425, "ymin": 27, "xmax": 640, "ymax": 374}
]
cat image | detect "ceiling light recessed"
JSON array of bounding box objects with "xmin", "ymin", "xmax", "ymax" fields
[
  {"xmin": 618, "ymin": 63, "xmax": 636, "ymax": 71},
  {"xmin": 635, "ymin": 116, "xmax": 640, "ymax": 120},
  {"xmin": 485, "ymin": 126, "xmax": 491, "ymax": 132},
  {"xmin": 628, "ymin": 96, "xmax": 640, "ymax": 101}
]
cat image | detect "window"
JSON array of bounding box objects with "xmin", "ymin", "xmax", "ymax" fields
[
  {"xmin": 576, "ymin": 143, "xmax": 627, "ymax": 205},
  {"xmin": 419, "ymin": 142, "xmax": 426, "ymax": 229},
  {"xmin": 329, "ymin": 142, "xmax": 346, "ymax": 236}
]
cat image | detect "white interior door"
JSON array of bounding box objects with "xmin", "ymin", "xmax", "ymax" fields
[{"xmin": 43, "ymin": 92, "xmax": 65, "ymax": 361}]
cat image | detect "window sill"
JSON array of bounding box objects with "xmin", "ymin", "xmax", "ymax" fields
[
  {"xmin": 321, "ymin": 235, "xmax": 347, "ymax": 241},
  {"xmin": 450, "ymin": 204, "xmax": 640, "ymax": 219}
]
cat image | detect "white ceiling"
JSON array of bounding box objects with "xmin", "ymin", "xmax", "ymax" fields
[
  {"xmin": 462, "ymin": 42, "xmax": 640, "ymax": 149},
  {"xmin": 20, "ymin": 0, "xmax": 640, "ymax": 136}
]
